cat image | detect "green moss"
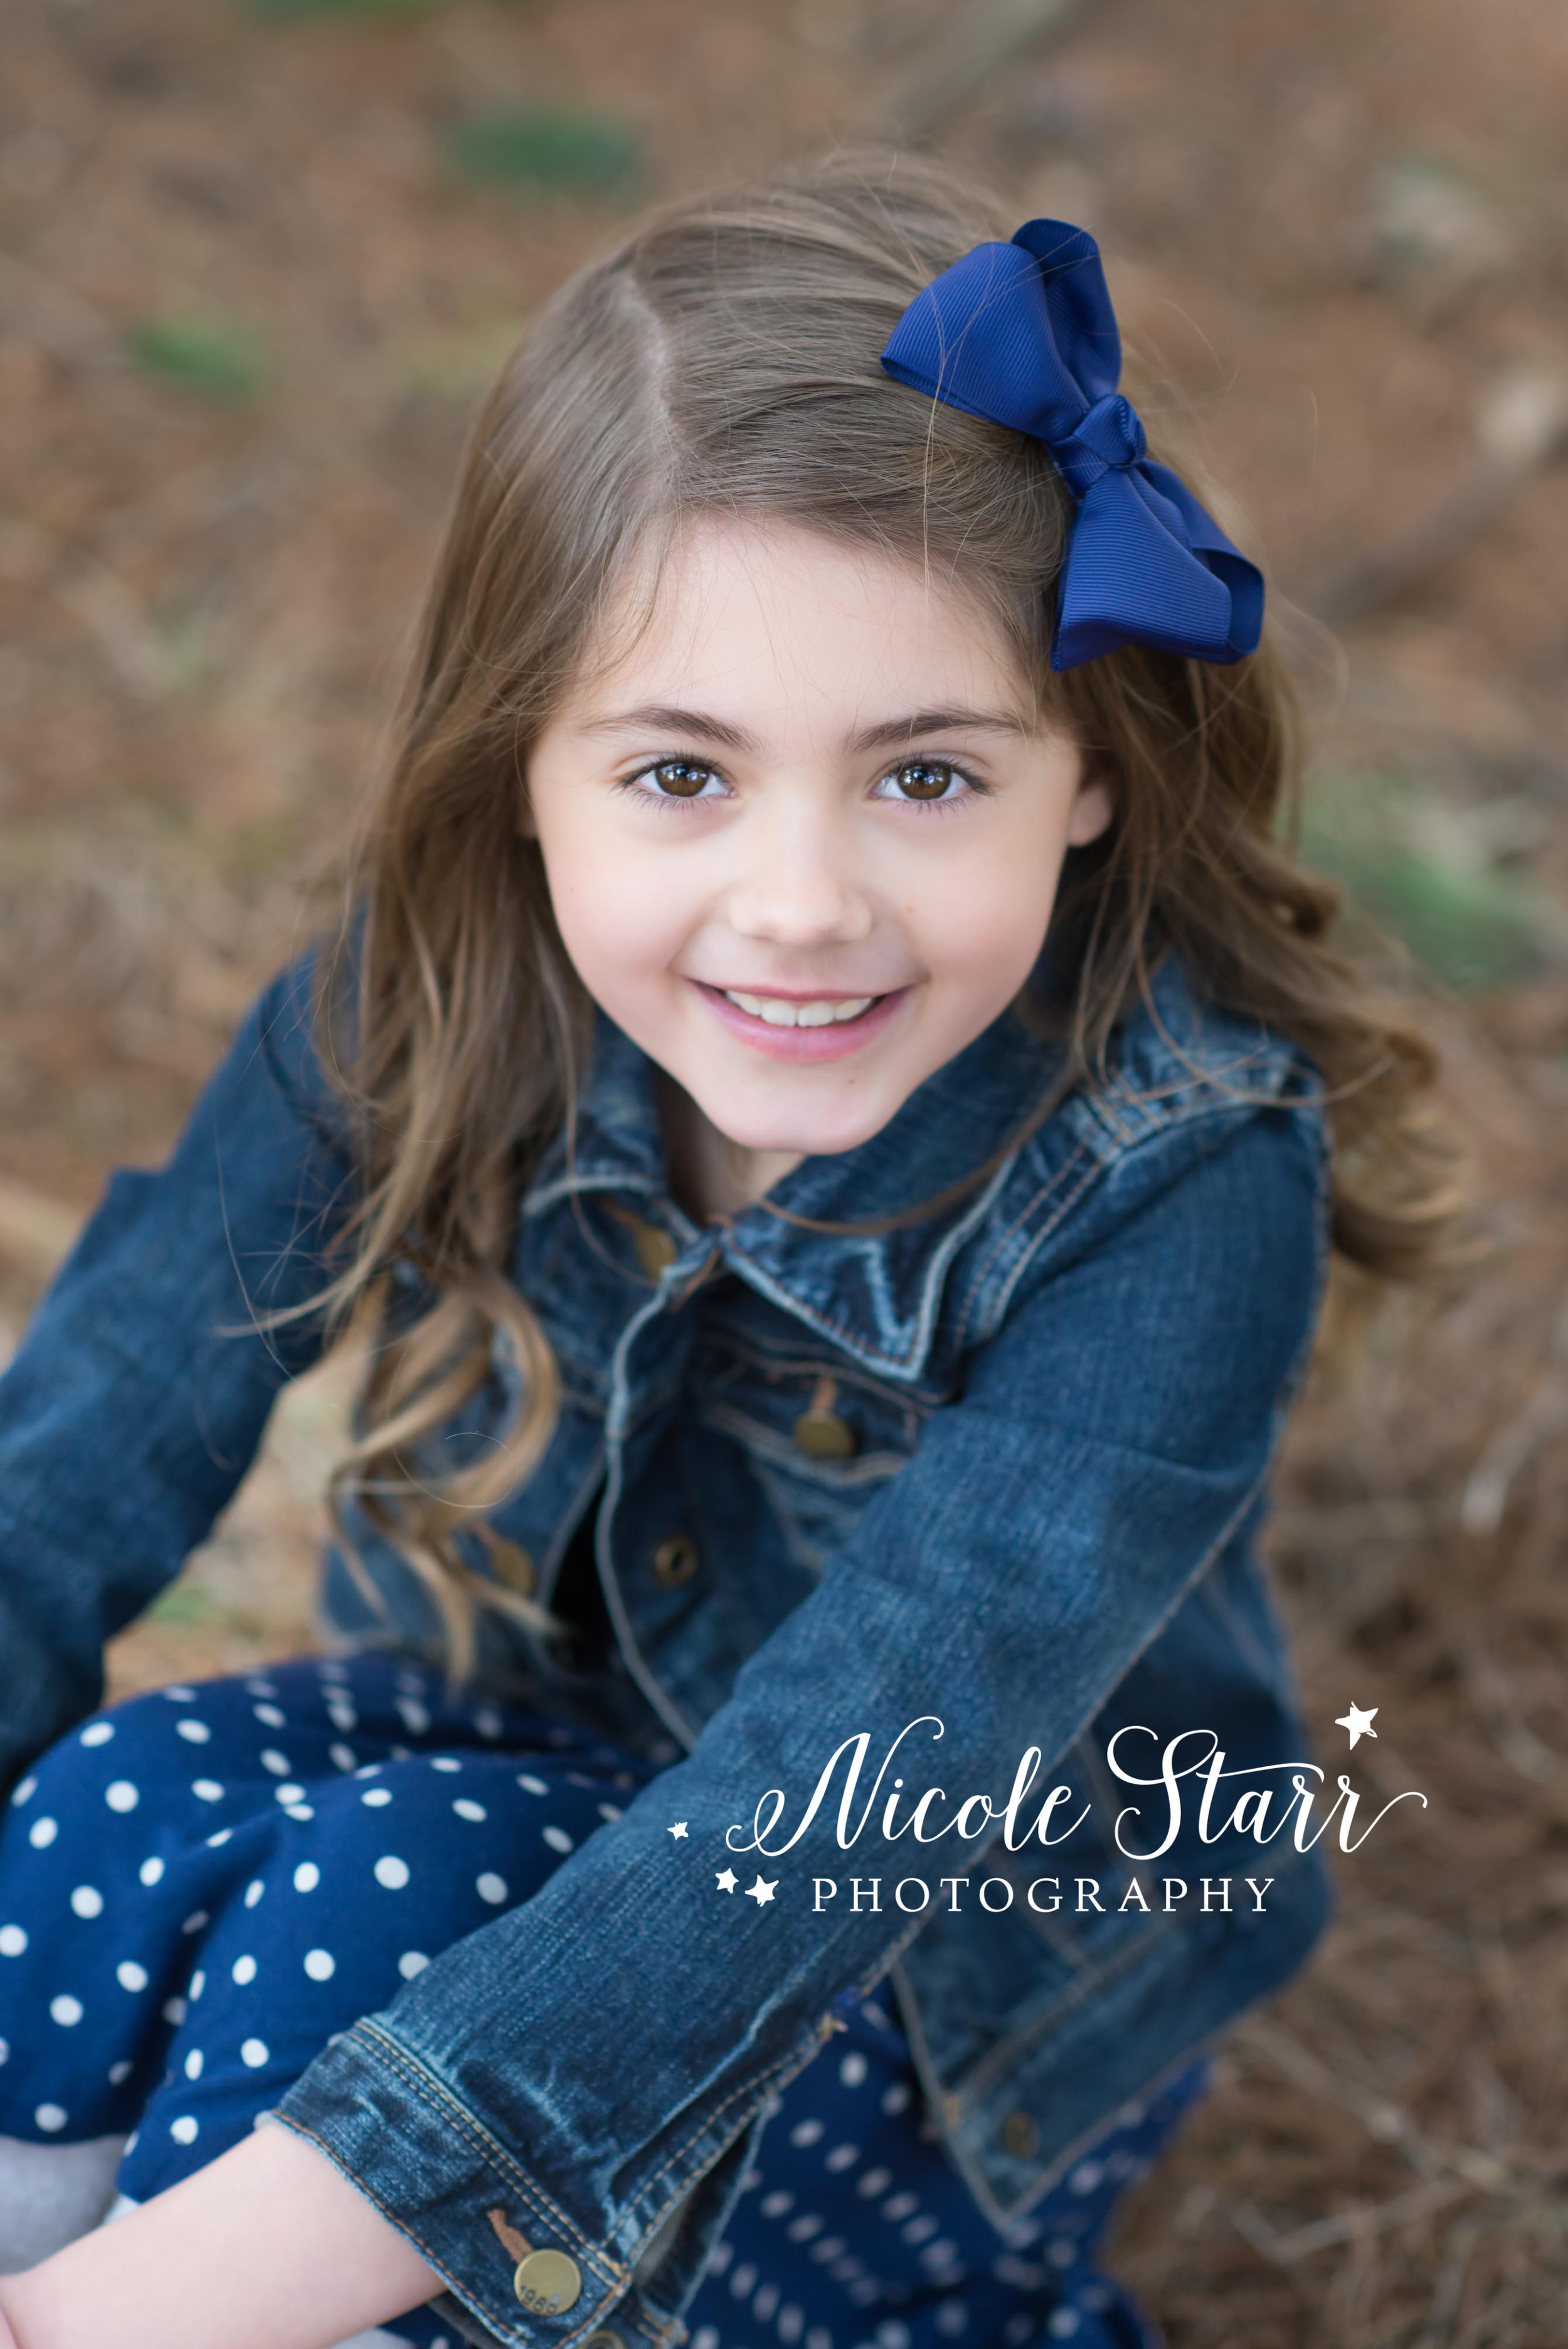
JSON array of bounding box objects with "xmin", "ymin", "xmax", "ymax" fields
[
  {"xmin": 442, "ymin": 107, "xmax": 642, "ymax": 196},
  {"xmin": 125, "ymin": 315, "xmax": 267, "ymax": 403}
]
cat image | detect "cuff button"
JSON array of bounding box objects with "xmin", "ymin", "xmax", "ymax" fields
[{"xmin": 514, "ymin": 2248, "xmax": 584, "ymax": 2314}]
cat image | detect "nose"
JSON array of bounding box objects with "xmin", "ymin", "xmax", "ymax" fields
[{"xmin": 723, "ymin": 795, "xmax": 874, "ymax": 949}]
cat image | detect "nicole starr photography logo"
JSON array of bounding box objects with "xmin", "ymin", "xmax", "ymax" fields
[{"xmin": 661, "ymin": 1709, "xmax": 1426, "ymax": 1917}]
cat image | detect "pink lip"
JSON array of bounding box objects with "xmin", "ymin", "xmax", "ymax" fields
[{"xmin": 690, "ymin": 979, "xmax": 914, "ymax": 1061}]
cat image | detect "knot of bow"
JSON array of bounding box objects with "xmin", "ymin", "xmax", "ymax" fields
[{"xmin": 879, "ymin": 220, "xmax": 1263, "ymax": 672}]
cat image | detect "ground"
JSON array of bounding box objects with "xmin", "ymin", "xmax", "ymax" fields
[{"xmin": 3, "ymin": 2, "xmax": 1568, "ymax": 2341}]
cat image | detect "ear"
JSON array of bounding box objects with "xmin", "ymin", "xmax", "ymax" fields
[{"xmin": 1065, "ymin": 752, "xmax": 1115, "ymax": 849}]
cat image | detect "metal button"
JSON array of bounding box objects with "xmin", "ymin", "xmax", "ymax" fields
[
  {"xmin": 652, "ymin": 1534, "xmax": 699, "ymax": 1587},
  {"xmin": 633, "ymin": 1219, "xmax": 677, "ymax": 1280},
  {"xmin": 1000, "ymin": 2110, "xmax": 1040, "ymax": 2161},
  {"xmin": 584, "ymin": 2332, "xmax": 627, "ymax": 2349},
  {"xmin": 793, "ymin": 1408, "xmax": 856, "ymax": 1460},
  {"xmin": 489, "ymin": 1537, "xmax": 537, "ymax": 1596},
  {"xmin": 513, "ymin": 2247, "xmax": 584, "ymax": 2314}
]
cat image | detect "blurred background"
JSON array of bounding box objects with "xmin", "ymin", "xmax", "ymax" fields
[{"xmin": 2, "ymin": 0, "xmax": 1567, "ymax": 2341}]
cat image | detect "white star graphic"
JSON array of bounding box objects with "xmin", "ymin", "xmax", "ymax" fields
[
  {"xmin": 745, "ymin": 1875, "xmax": 778, "ymax": 1906},
  {"xmin": 1335, "ymin": 1703, "xmax": 1379, "ymax": 1749},
  {"xmin": 715, "ymin": 1868, "xmax": 738, "ymax": 1894},
  {"xmin": 668, "ymin": 1821, "xmax": 689, "ymax": 1839}
]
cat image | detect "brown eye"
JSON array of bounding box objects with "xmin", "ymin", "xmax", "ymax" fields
[
  {"xmin": 885, "ymin": 759, "xmax": 957, "ymax": 802},
  {"xmin": 650, "ymin": 759, "xmax": 716, "ymax": 799}
]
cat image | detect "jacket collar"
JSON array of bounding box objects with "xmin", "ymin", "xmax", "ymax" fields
[{"xmin": 519, "ymin": 948, "xmax": 1289, "ymax": 1381}]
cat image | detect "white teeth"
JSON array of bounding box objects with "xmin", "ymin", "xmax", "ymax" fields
[{"xmin": 723, "ymin": 990, "xmax": 877, "ymax": 1027}]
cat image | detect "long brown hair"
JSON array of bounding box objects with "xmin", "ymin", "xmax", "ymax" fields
[{"xmin": 290, "ymin": 147, "xmax": 1470, "ymax": 1679}]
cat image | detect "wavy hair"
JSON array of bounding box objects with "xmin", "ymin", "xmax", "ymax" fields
[{"xmin": 288, "ymin": 148, "xmax": 1470, "ymax": 1679}]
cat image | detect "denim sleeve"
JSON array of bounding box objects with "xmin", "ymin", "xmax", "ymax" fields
[
  {"xmin": 0, "ymin": 949, "xmax": 355, "ymax": 1790},
  {"xmin": 272, "ymin": 1090, "xmax": 1331, "ymax": 2349}
]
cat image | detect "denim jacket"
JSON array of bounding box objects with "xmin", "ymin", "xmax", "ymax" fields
[{"xmin": 0, "ymin": 937, "xmax": 1335, "ymax": 2349}]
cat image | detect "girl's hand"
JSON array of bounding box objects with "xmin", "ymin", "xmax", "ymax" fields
[{"xmin": 0, "ymin": 2121, "xmax": 443, "ymax": 2349}]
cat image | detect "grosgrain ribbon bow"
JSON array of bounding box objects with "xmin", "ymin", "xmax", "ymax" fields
[{"xmin": 879, "ymin": 220, "xmax": 1264, "ymax": 671}]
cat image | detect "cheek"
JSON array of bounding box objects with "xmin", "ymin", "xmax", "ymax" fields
[
  {"xmin": 912, "ymin": 837, "xmax": 1061, "ymax": 992},
  {"xmin": 543, "ymin": 830, "xmax": 695, "ymax": 987}
]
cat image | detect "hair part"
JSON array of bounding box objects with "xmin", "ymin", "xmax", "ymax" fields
[{"xmin": 278, "ymin": 146, "xmax": 1469, "ymax": 1682}]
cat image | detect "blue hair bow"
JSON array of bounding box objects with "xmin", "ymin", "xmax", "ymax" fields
[{"xmin": 880, "ymin": 220, "xmax": 1264, "ymax": 672}]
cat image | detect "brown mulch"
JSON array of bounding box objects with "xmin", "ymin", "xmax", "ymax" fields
[{"xmin": 4, "ymin": 2, "xmax": 1568, "ymax": 2341}]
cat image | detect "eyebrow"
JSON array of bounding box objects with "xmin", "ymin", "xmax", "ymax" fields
[{"xmin": 579, "ymin": 703, "xmax": 1032, "ymax": 753}]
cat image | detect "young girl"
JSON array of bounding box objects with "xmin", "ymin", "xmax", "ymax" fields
[{"xmin": 0, "ymin": 152, "xmax": 1456, "ymax": 2349}]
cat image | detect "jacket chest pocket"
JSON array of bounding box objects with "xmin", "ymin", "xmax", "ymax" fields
[{"xmin": 690, "ymin": 1330, "xmax": 934, "ymax": 1578}]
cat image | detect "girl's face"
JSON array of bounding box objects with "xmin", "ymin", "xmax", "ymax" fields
[{"xmin": 523, "ymin": 517, "xmax": 1113, "ymax": 1207}]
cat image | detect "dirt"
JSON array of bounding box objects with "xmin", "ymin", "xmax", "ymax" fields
[{"xmin": 3, "ymin": 1, "xmax": 1568, "ymax": 2341}]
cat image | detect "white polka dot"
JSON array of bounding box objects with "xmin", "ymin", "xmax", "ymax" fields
[
  {"xmin": 244, "ymin": 1879, "xmax": 265, "ymax": 1908},
  {"xmin": 1047, "ymin": 2316, "xmax": 1080, "ymax": 2340},
  {"xmin": 80, "ymin": 1723, "xmax": 115, "ymax": 1748},
  {"xmin": 598, "ymin": 1803, "xmax": 623, "ymax": 1823},
  {"xmin": 162, "ymin": 1996, "xmax": 187, "ymax": 2025},
  {"xmin": 205, "ymin": 1828, "xmax": 233, "ymax": 1847},
  {"xmin": 474, "ymin": 1706, "xmax": 502, "ymax": 1740},
  {"xmin": 935, "ymin": 2307, "xmax": 968, "ymax": 2338},
  {"xmin": 1045, "ymin": 2240, "xmax": 1077, "ymax": 2270},
  {"xmin": 398, "ymin": 1951, "xmax": 430, "ymax": 1980},
  {"xmin": 192, "ymin": 1780, "xmax": 225, "ymax": 1803},
  {"xmin": 761, "ymin": 2190, "xmax": 794, "ymax": 2217},
  {"xmin": 755, "ymin": 2284, "xmax": 780, "ymax": 2322},
  {"xmin": 790, "ymin": 2119, "xmax": 825, "ymax": 2147},
  {"xmin": 70, "ymin": 1886, "xmax": 104, "ymax": 1919},
  {"xmin": 176, "ymin": 1720, "xmax": 211, "ymax": 1744},
  {"xmin": 787, "ymin": 2214, "xmax": 824, "ymax": 2240},
  {"xmin": 824, "ymin": 2143, "xmax": 859, "ymax": 2172},
  {"xmin": 10, "ymin": 1777, "xmax": 36, "ymax": 1806},
  {"xmin": 805, "ymin": 2329, "xmax": 833, "ymax": 2349},
  {"xmin": 304, "ymin": 1949, "xmax": 336, "ymax": 1981},
  {"xmin": 245, "ymin": 1679, "xmax": 277, "ymax": 1697},
  {"xmin": 327, "ymin": 1704, "xmax": 358, "ymax": 1734},
  {"xmin": 34, "ymin": 2104, "xmax": 67, "ymax": 2134},
  {"xmin": 1067, "ymin": 2161, "xmax": 1102, "ymax": 2195},
  {"xmin": 232, "ymin": 1955, "xmax": 258, "ymax": 1985},
  {"xmin": 273, "ymin": 1784, "xmax": 305, "ymax": 1805},
  {"xmin": 28, "ymin": 1816, "xmax": 58, "ymax": 1848},
  {"xmin": 856, "ymin": 2167, "xmax": 893, "ymax": 2197},
  {"xmin": 182, "ymin": 1911, "xmax": 209, "ymax": 1935},
  {"xmin": 839, "ymin": 2052, "xmax": 868, "ymax": 2088},
  {"xmin": 730, "ymin": 2262, "xmax": 759, "ymax": 2298},
  {"xmin": 164, "ymin": 1687, "xmax": 197, "ymax": 1702},
  {"xmin": 329, "ymin": 1744, "xmax": 357, "ymax": 1773},
  {"xmin": 903, "ymin": 2215, "xmax": 940, "ymax": 2243},
  {"xmin": 691, "ymin": 2330, "xmax": 720, "ymax": 2349},
  {"xmin": 881, "ymin": 2081, "xmax": 912, "ymax": 2114},
  {"xmin": 542, "ymin": 1825, "xmax": 574, "ymax": 1854},
  {"xmin": 361, "ymin": 1788, "xmax": 393, "ymax": 1808},
  {"xmin": 284, "ymin": 1804, "xmax": 314, "ymax": 1821},
  {"xmin": 476, "ymin": 1872, "xmax": 507, "ymax": 1905},
  {"xmin": 294, "ymin": 1862, "xmax": 320, "ymax": 1894},
  {"xmin": 0, "ymin": 1925, "xmax": 26, "ymax": 1958},
  {"xmin": 395, "ymin": 1699, "xmax": 429, "ymax": 1734},
  {"xmin": 253, "ymin": 1704, "xmax": 287, "ymax": 1729},
  {"xmin": 778, "ymin": 2307, "xmax": 805, "ymax": 2345},
  {"xmin": 117, "ymin": 1961, "xmax": 148, "ymax": 1992},
  {"xmin": 139, "ymin": 1858, "xmax": 165, "ymax": 1887},
  {"xmin": 241, "ymin": 2037, "xmax": 269, "ymax": 2068},
  {"xmin": 170, "ymin": 2116, "xmax": 199, "ymax": 2145},
  {"xmin": 190, "ymin": 1970, "xmax": 206, "ymax": 1999},
  {"xmin": 1116, "ymin": 2100, "xmax": 1145, "ymax": 2129},
  {"xmin": 430, "ymin": 1757, "xmax": 461, "ymax": 1774},
  {"xmin": 452, "ymin": 1800, "xmax": 487, "ymax": 1823},
  {"xmin": 882, "ymin": 2193, "xmax": 918, "ymax": 2221},
  {"xmin": 517, "ymin": 1774, "xmax": 548, "ymax": 1796},
  {"xmin": 374, "ymin": 1855, "xmax": 410, "ymax": 1890},
  {"xmin": 50, "ymin": 1995, "xmax": 83, "ymax": 2027},
  {"xmin": 260, "ymin": 1751, "xmax": 291, "ymax": 1777},
  {"xmin": 184, "ymin": 2049, "xmax": 204, "ymax": 2080},
  {"xmin": 319, "ymin": 1662, "xmax": 349, "ymax": 1682},
  {"xmin": 109, "ymin": 2059, "xmax": 132, "ymax": 2086}
]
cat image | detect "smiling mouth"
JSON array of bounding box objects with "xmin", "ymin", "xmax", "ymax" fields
[{"xmin": 717, "ymin": 989, "xmax": 882, "ymax": 1029}]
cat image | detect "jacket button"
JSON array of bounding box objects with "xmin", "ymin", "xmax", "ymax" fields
[
  {"xmin": 584, "ymin": 2332, "xmax": 626, "ymax": 2349},
  {"xmin": 652, "ymin": 1534, "xmax": 699, "ymax": 1587},
  {"xmin": 793, "ymin": 1408, "xmax": 856, "ymax": 1460},
  {"xmin": 489, "ymin": 1538, "xmax": 537, "ymax": 1596},
  {"xmin": 1000, "ymin": 2110, "xmax": 1040, "ymax": 2160},
  {"xmin": 633, "ymin": 1219, "xmax": 677, "ymax": 1280},
  {"xmin": 513, "ymin": 2248, "xmax": 583, "ymax": 2313}
]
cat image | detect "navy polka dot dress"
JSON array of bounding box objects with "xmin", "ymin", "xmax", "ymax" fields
[{"xmin": 0, "ymin": 1657, "xmax": 1207, "ymax": 2348}]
